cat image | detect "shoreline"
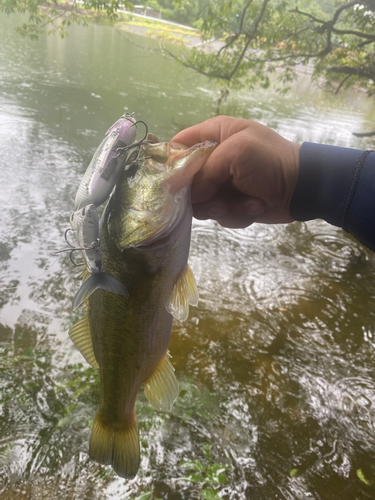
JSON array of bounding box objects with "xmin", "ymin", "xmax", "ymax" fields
[
  {"xmin": 55, "ymin": 3, "xmax": 223, "ymax": 49},
  {"xmin": 50, "ymin": 4, "xmax": 374, "ymax": 99},
  {"xmin": 113, "ymin": 11, "xmax": 225, "ymax": 50}
]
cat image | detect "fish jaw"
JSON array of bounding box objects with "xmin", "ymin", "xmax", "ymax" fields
[
  {"xmin": 137, "ymin": 141, "xmax": 217, "ymax": 246},
  {"xmin": 107, "ymin": 141, "xmax": 217, "ymax": 251},
  {"xmin": 165, "ymin": 141, "xmax": 217, "ymax": 195}
]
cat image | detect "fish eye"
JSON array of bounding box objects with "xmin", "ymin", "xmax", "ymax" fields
[{"xmin": 124, "ymin": 162, "xmax": 138, "ymax": 178}]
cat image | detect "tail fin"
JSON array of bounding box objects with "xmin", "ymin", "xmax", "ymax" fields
[
  {"xmin": 72, "ymin": 272, "xmax": 129, "ymax": 311},
  {"xmin": 89, "ymin": 413, "xmax": 140, "ymax": 479}
]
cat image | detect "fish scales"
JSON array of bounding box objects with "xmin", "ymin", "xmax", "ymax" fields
[
  {"xmin": 69, "ymin": 135, "xmax": 217, "ymax": 479},
  {"xmin": 89, "ymin": 220, "xmax": 183, "ymax": 421}
]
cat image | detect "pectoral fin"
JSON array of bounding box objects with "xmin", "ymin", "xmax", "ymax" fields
[
  {"xmin": 72, "ymin": 272, "xmax": 129, "ymax": 310},
  {"xmin": 69, "ymin": 311, "xmax": 99, "ymax": 368},
  {"xmin": 166, "ymin": 264, "xmax": 199, "ymax": 321},
  {"xmin": 144, "ymin": 352, "xmax": 179, "ymax": 411}
]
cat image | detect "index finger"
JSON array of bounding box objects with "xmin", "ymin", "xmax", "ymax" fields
[{"xmin": 170, "ymin": 115, "xmax": 249, "ymax": 147}]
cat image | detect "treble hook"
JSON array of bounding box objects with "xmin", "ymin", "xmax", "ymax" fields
[
  {"xmin": 53, "ymin": 229, "xmax": 100, "ymax": 258},
  {"xmin": 53, "ymin": 229, "xmax": 79, "ymax": 254},
  {"xmin": 52, "ymin": 244, "xmax": 84, "ymax": 266},
  {"xmin": 69, "ymin": 249, "xmax": 85, "ymax": 267},
  {"xmin": 64, "ymin": 228, "xmax": 76, "ymax": 248},
  {"xmin": 115, "ymin": 120, "xmax": 149, "ymax": 159}
]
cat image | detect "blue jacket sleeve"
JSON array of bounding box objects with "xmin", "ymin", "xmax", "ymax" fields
[{"xmin": 289, "ymin": 142, "xmax": 375, "ymax": 251}]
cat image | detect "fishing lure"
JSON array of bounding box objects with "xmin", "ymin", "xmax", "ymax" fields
[
  {"xmin": 69, "ymin": 204, "xmax": 129, "ymax": 310},
  {"xmin": 75, "ymin": 113, "xmax": 147, "ymax": 210}
]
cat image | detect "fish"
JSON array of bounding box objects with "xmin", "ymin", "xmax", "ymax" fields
[
  {"xmin": 75, "ymin": 114, "xmax": 137, "ymax": 210},
  {"xmin": 69, "ymin": 204, "xmax": 128, "ymax": 310},
  {"xmin": 68, "ymin": 137, "xmax": 217, "ymax": 479}
]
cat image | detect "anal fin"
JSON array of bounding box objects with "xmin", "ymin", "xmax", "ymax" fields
[
  {"xmin": 69, "ymin": 311, "xmax": 99, "ymax": 368},
  {"xmin": 144, "ymin": 352, "xmax": 179, "ymax": 411},
  {"xmin": 166, "ymin": 264, "xmax": 199, "ymax": 321}
]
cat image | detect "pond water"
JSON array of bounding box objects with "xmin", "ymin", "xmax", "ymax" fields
[{"xmin": 1, "ymin": 13, "xmax": 375, "ymax": 500}]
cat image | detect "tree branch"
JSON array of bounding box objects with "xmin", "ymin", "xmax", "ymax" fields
[
  {"xmin": 331, "ymin": 1, "xmax": 358, "ymax": 24},
  {"xmin": 335, "ymin": 73, "xmax": 353, "ymax": 93},
  {"xmin": 358, "ymin": 38, "xmax": 375, "ymax": 47},
  {"xmin": 36, "ymin": 2, "xmax": 80, "ymax": 31},
  {"xmin": 159, "ymin": 45, "xmax": 230, "ymax": 81},
  {"xmin": 289, "ymin": 8, "xmax": 325, "ymax": 25},
  {"xmin": 328, "ymin": 64, "xmax": 375, "ymax": 80},
  {"xmin": 228, "ymin": 0, "xmax": 270, "ymax": 80},
  {"xmin": 217, "ymin": 0, "xmax": 253, "ymax": 56},
  {"xmin": 290, "ymin": 1, "xmax": 359, "ymax": 34},
  {"xmin": 331, "ymin": 27, "xmax": 375, "ymax": 40}
]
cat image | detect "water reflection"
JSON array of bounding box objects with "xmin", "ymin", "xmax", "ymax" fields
[{"xmin": 1, "ymin": 13, "xmax": 375, "ymax": 500}]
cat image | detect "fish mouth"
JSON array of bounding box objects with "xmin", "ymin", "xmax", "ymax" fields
[{"xmin": 108, "ymin": 140, "xmax": 217, "ymax": 251}]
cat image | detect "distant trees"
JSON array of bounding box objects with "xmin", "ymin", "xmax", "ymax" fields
[
  {"xmin": 0, "ymin": 0, "xmax": 204, "ymax": 38},
  {"xmin": 2, "ymin": 0, "xmax": 374, "ymax": 102},
  {"xmin": 125, "ymin": 0, "xmax": 204, "ymax": 26},
  {"xmin": 169, "ymin": 0, "xmax": 375, "ymax": 98},
  {"xmin": 0, "ymin": 0, "xmax": 133, "ymax": 39}
]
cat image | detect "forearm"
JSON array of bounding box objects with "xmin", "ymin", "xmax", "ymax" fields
[{"xmin": 290, "ymin": 143, "xmax": 375, "ymax": 251}]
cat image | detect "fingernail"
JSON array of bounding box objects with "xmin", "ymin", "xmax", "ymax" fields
[
  {"xmin": 207, "ymin": 204, "xmax": 227, "ymax": 217},
  {"xmin": 247, "ymin": 204, "xmax": 265, "ymax": 216}
]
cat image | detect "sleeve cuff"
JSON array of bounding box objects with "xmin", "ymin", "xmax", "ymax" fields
[{"xmin": 290, "ymin": 142, "xmax": 375, "ymax": 250}]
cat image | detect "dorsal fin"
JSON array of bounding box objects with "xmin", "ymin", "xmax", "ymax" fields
[
  {"xmin": 69, "ymin": 310, "xmax": 99, "ymax": 368},
  {"xmin": 166, "ymin": 264, "xmax": 199, "ymax": 321},
  {"xmin": 143, "ymin": 352, "xmax": 179, "ymax": 411}
]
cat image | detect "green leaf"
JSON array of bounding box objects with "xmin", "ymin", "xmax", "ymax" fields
[
  {"xmin": 207, "ymin": 463, "xmax": 232, "ymax": 473},
  {"xmin": 202, "ymin": 443, "xmax": 212, "ymax": 461},
  {"xmin": 205, "ymin": 467, "xmax": 229, "ymax": 485},
  {"xmin": 290, "ymin": 468, "xmax": 298, "ymax": 477},
  {"xmin": 185, "ymin": 473, "xmax": 205, "ymax": 483},
  {"xmin": 356, "ymin": 469, "xmax": 371, "ymax": 486},
  {"xmin": 134, "ymin": 492, "xmax": 153, "ymax": 500},
  {"xmin": 179, "ymin": 459, "xmax": 206, "ymax": 472},
  {"xmin": 201, "ymin": 488, "xmax": 221, "ymax": 500},
  {"xmin": 217, "ymin": 473, "xmax": 228, "ymax": 485}
]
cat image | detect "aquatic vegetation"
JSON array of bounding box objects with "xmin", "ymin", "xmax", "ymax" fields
[{"xmin": 179, "ymin": 444, "xmax": 232, "ymax": 500}]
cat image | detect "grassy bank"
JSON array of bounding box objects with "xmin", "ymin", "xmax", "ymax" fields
[{"xmin": 88, "ymin": 9, "xmax": 201, "ymax": 46}]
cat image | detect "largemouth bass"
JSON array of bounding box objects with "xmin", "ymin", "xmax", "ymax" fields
[{"xmin": 69, "ymin": 138, "xmax": 216, "ymax": 478}]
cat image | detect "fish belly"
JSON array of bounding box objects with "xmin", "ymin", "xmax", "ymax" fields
[
  {"xmin": 87, "ymin": 254, "xmax": 174, "ymax": 478},
  {"xmin": 87, "ymin": 202, "xmax": 192, "ymax": 478}
]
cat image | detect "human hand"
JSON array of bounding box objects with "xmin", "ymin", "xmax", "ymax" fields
[{"xmin": 170, "ymin": 116, "xmax": 301, "ymax": 228}]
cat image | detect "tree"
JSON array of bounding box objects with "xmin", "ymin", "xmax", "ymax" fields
[
  {"xmin": 0, "ymin": 0, "xmax": 134, "ymax": 39},
  {"xmin": 170, "ymin": 0, "xmax": 375, "ymax": 96},
  {"xmin": 2, "ymin": 0, "xmax": 375, "ymax": 131}
]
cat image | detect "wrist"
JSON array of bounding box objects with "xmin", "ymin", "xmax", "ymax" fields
[{"xmin": 290, "ymin": 142, "xmax": 367, "ymax": 226}]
